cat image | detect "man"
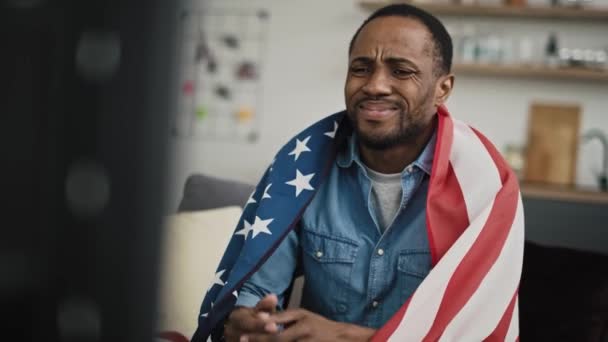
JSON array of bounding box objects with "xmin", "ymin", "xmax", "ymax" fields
[{"xmin": 193, "ymin": 4, "xmax": 524, "ymax": 342}]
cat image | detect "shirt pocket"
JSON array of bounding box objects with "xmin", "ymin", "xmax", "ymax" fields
[
  {"xmin": 300, "ymin": 228, "xmax": 359, "ymax": 317},
  {"xmin": 397, "ymin": 249, "xmax": 431, "ymax": 299}
]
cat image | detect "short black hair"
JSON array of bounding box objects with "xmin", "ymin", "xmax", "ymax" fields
[{"xmin": 349, "ymin": 3, "xmax": 453, "ymax": 76}]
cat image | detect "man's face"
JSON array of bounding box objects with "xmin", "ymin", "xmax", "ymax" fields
[{"xmin": 345, "ymin": 16, "xmax": 440, "ymax": 150}]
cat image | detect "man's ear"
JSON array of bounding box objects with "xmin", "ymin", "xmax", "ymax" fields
[{"xmin": 434, "ymin": 73, "xmax": 454, "ymax": 107}]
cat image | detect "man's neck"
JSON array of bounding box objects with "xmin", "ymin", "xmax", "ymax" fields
[{"xmin": 359, "ymin": 117, "xmax": 437, "ymax": 174}]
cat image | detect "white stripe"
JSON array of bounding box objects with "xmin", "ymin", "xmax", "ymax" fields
[
  {"xmin": 506, "ymin": 296, "xmax": 520, "ymax": 342},
  {"xmin": 439, "ymin": 196, "xmax": 524, "ymax": 341},
  {"xmin": 450, "ymin": 120, "xmax": 502, "ymax": 222},
  {"xmin": 388, "ymin": 121, "xmax": 503, "ymax": 341}
]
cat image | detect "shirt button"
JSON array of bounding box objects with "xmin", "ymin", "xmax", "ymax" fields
[
  {"xmin": 372, "ymin": 301, "xmax": 379, "ymax": 308},
  {"xmin": 405, "ymin": 166, "xmax": 413, "ymax": 174},
  {"xmin": 377, "ymin": 248, "xmax": 384, "ymax": 256},
  {"xmin": 315, "ymin": 251, "xmax": 323, "ymax": 258}
]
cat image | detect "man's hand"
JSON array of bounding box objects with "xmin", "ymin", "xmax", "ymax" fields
[
  {"xmin": 244, "ymin": 308, "xmax": 376, "ymax": 342},
  {"xmin": 224, "ymin": 294, "xmax": 279, "ymax": 342}
]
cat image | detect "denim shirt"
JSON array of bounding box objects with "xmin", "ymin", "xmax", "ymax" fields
[{"xmin": 236, "ymin": 132, "xmax": 436, "ymax": 329}]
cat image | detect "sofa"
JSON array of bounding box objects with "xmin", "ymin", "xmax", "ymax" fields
[
  {"xmin": 158, "ymin": 173, "xmax": 608, "ymax": 341},
  {"xmin": 155, "ymin": 174, "xmax": 253, "ymax": 341}
]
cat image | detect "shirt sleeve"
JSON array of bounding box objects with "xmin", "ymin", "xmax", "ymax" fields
[{"xmin": 235, "ymin": 227, "xmax": 299, "ymax": 308}]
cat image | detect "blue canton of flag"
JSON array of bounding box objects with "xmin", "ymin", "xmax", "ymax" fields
[{"xmin": 192, "ymin": 112, "xmax": 345, "ymax": 342}]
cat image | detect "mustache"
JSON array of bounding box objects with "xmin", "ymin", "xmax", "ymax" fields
[{"xmin": 355, "ymin": 97, "xmax": 404, "ymax": 109}]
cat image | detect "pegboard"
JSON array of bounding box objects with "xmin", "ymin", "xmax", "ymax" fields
[{"xmin": 173, "ymin": 8, "xmax": 270, "ymax": 142}]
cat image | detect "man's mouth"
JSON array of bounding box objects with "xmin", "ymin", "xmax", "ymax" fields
[{"xmin": 357, "ymin": 101, "xmax": 399, "ymax": 121}]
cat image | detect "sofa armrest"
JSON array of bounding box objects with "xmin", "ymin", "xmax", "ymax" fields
[{"xmin": 178, "ymin": 174, "xmax": 255, "ymax": 212}]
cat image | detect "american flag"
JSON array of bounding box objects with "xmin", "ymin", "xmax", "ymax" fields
[{"xmin": 192, "ymin": 105, "xmax": 524, "ymax": 342}]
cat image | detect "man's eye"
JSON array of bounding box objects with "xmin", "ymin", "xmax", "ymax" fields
[
  {"xmin": 350, "ymin": 66, "xmax": 369, "ymax": 75},
  {"xmin": 393, "ymin": 69, "xmax": 413, "ymax": 77}
]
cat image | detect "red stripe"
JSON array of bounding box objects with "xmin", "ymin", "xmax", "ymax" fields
[
  {"xmin": 426, "ymin": 107, "xmax": 450, "ymax": 265},
  {"xmin": 371, "ymin": 297, "xmax": 412, "ymax": 341},
  {"xmin": 485, "ymin": 291, "xmax": 518, "ymax": 341},
  {"xmin": 426, "ymin": 106, "xmax": 469, "ymax": 265},
  {"xmin": 427, "ymin": 161, "xmax": 469, "ymax": 265},
  {"xmin": 422, "ymin": 130, "xmax": 520, "ymax": 340}
]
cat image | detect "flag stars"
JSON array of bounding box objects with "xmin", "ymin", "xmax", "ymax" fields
[
  {"xmin": 245, "ymin": 190, "xmax": 257, "ymax": 207},
  {"xmin": 262, "ymin": 183, "xmax": 272, "ymax": 200},
  {"xmin": 288, "ymin": 136, "xmax": 312, "ymax": 161},
  {"xmin": 207, "ymin": 270, "xmax": 226, "ymax": 292},
  {"xmin": 286, "ymin": 169, "xmax": 315, "ymax": 197},
  {"xmin": 324, "ymin": 121, "xmax": 339, "ymax": 139},
  {"xmin": 234, "ymin": 220, "xmax": 252, "ymax": 239},
  {"xmin": 236, "ymin": 216, "xmax": 273, "ymax": 239},
  {"xmin": 250, "ymin": 216, "xmax": 273, "ymax": 238}
]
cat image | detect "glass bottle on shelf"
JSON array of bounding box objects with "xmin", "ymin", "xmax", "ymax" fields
[
  {"xmin": 460, "ymin": 25, "xmax": 478, "ymax": 64},
  {"xmin": 545, "ymin": 32, "xmax": 559, "ymax": 68}
]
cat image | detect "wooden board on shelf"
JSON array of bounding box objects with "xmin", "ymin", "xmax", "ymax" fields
[
  {"xmin": 453, "ymin": 63, "xmax": 608, "ymax": 82},
  {"xmin": 521, "ymin": 183, "xmax": 608, "ymax": 204},
  {"xmin": 523, "ymin": 103, "xmax": 581, "ymax": 186},
  {"xmin": 359, "ymin": 1, "xmax": 608, "ymax": 21}
]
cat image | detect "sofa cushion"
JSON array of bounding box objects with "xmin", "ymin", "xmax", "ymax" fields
[
  {"xmin": 177, "ymin": 174, "xmax": 255, "ymax": 212},
  {"xmin": 157, "ymin": 206, "xmax": 242, "ymax": 338}
]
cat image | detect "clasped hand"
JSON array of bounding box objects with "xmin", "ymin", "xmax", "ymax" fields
[{"xmin": 224, "ymin": 294, "xmax": 374, "ymax": 342}]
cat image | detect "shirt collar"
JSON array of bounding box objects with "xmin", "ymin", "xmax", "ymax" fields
[{"xmin": 336, "ymin": 130, "xmax": 436, "ymax": 176}]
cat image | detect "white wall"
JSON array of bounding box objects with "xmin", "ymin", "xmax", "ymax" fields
[{"xmin": 168, "ymin": 0, "xmax": 608, "ymax": 210}]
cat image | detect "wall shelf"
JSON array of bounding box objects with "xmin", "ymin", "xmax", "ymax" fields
[
  {"xmin": 359, "ymin": 2, "xmax": 608, "ymax": 82},
  {"xmin": 522, "ymin": 183, "xmax": 608, "ymax": 204},
  {"xmin": 453, "ymin": 63, "xmax": 608, "ymax": 82},
  {"xmin": 359, "ymin": 1, "xmax": 608, "ymax": 21}
]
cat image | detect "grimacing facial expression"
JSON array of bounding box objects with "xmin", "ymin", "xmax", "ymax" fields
[{"xmin": 345, "ymin": 16, "xmax": 441, "ymax": 150}]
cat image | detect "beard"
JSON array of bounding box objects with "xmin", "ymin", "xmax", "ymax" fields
[
  {"xmin": 359, "ymin": 114, "xmax": 424, "ymax": 150},
  {"xmin": 347, "ymin": 104, "xmax": 428, "ymax": 150}
]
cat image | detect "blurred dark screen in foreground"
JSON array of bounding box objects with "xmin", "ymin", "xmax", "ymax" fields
[{"xmin": 0, "ymin": 0, "xmax": 180, "ymax": 340}]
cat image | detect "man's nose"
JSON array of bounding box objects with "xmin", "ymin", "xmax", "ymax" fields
[{"xmin": 362, "ymin": 69, "xmax": 391, "ymax": 96}]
